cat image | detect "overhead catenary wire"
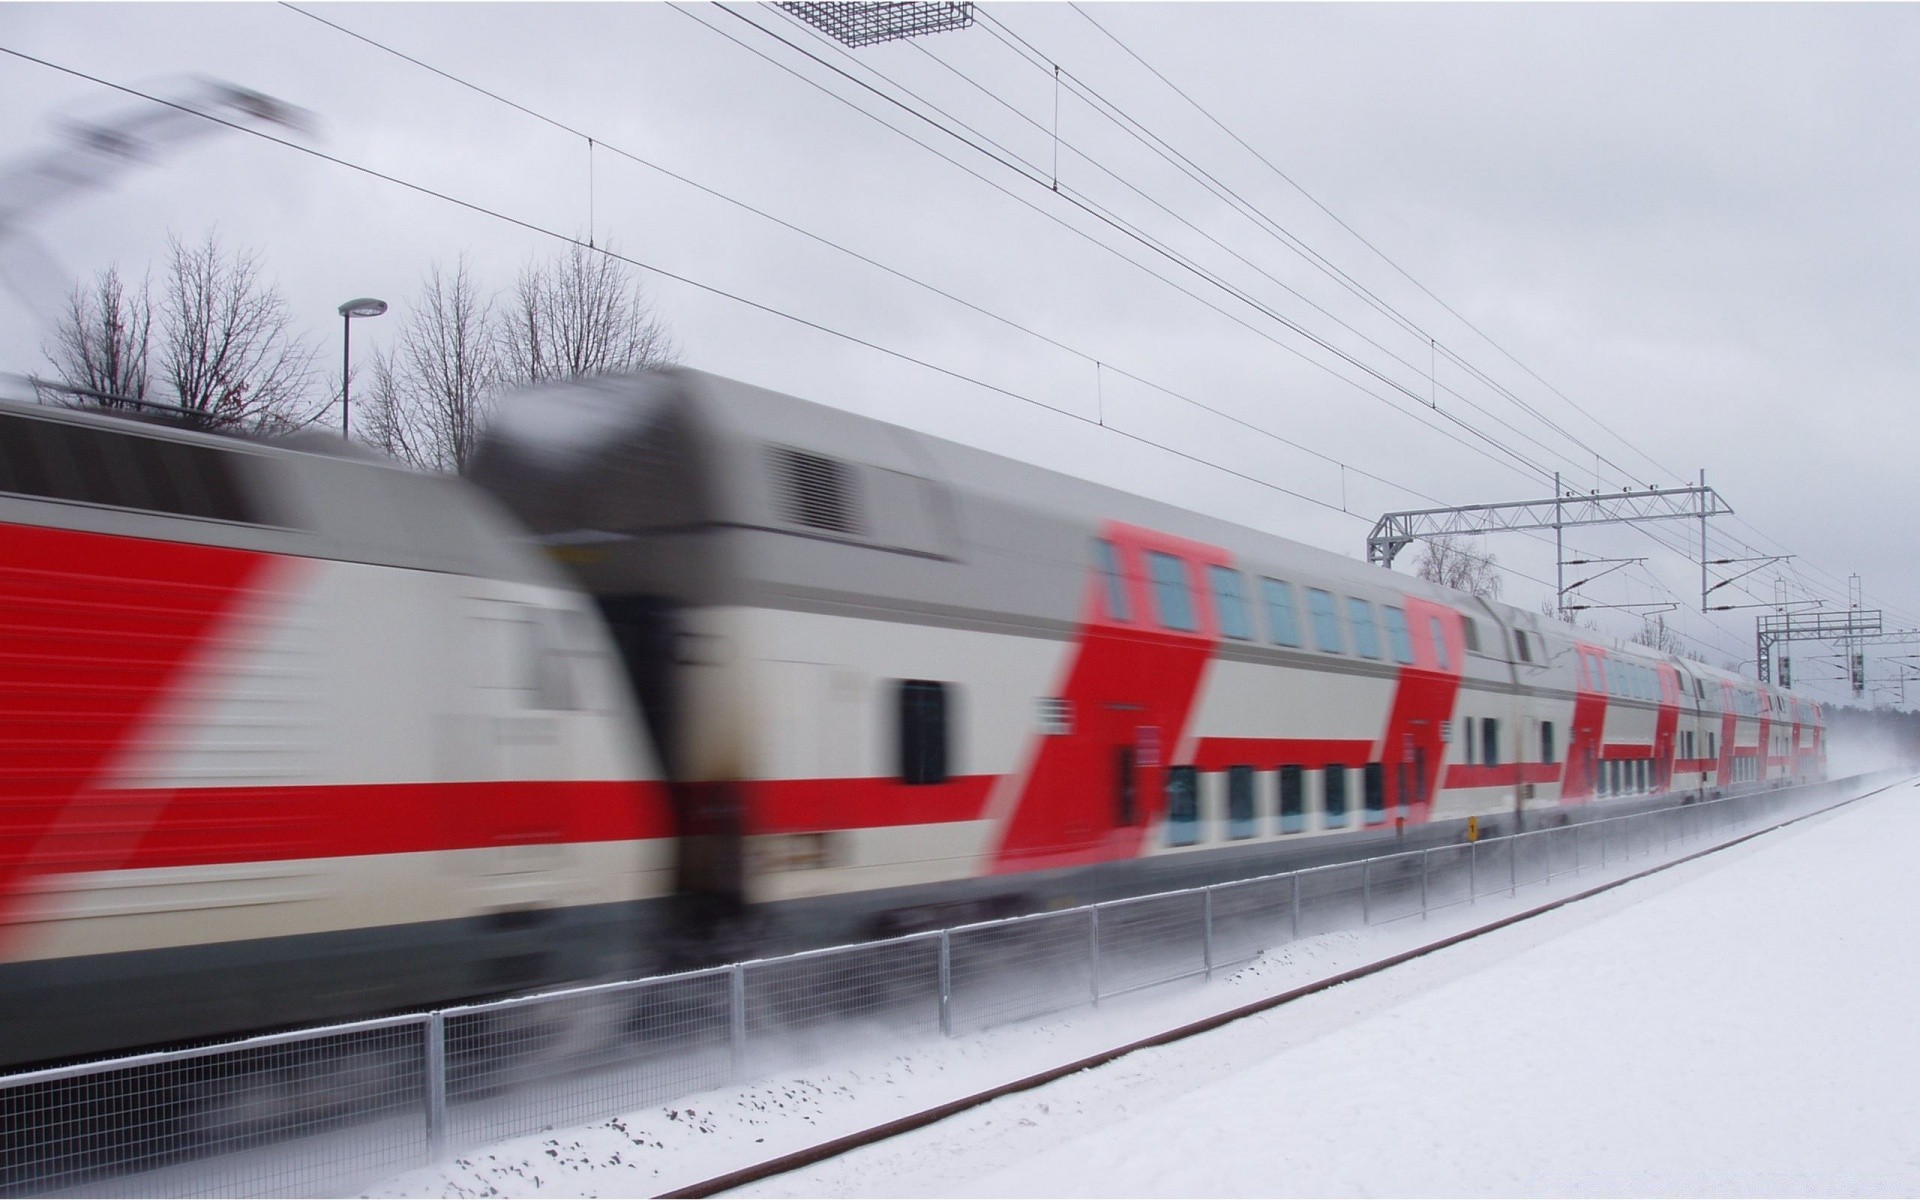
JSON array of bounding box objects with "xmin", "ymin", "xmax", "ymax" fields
[
  {"xmin": 702, "ymin": 1, "xmax": 1566, "ymax": 489},
  {"xmin": 10, "ymin": 17, "xmax": 1889, "ymax": 673}
]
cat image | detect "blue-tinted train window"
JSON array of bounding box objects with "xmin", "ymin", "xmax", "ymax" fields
[
  {"xmin": 1363, "ymin": 763, "xmax": 1386, "ymax": 824},
  {"xmin": 1092, "ymin": 538, "xmax": 1129, "ymax": 621},
  {"xmin": 1147, "ymin": 551, "xmax": 1196, "ymax": 632},
  {"xmin": 1262, "ymin": 578, "xmax": 1302, "ymax": 647},
  {"xmin": 1210, "ymin": 566, "xmax": 1254, "ymax": 640},
  {"xmin": 898, "ymin": 680, "xmax": 950, "ymax": 785},
  {"xmin": 1307, "ymin": 588, "xmax": 1343, "ymax": 653},
  {"xmin": 1481, "ymin": 717, "xmax": 1500, "ymax": 767},
  {"xmin": 1429, "ymin": 615, "xmax": 1451, "ymax": 671},
  {"xmin": 1165, "ymin": 765, "xmax": 1199, "ymax": 846},
  {"xmin": 1383, "ymin": 606, "xmax": 1415, "ymax": 665},
  {"xmin": 1347, "ymin": 598, "xmax": 1381, "ymax": 660},
  {"xmin": 1227, "ymin": 765, "xmax": 1255, "ymax": 839},
  {"xmin": 1323, "ymin": 765, "xmax": 1349, "ymax": 827},
  {"xmin": 1278, "ymin": 765, "xmax": 1305, "ymax": 833}
]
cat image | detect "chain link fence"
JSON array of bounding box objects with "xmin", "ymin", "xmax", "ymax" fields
[{"xmin": 2, "ymin": 772, "xmax": 1892, "ymax": 1198}]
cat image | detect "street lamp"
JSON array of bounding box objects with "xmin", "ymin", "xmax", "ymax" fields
[{"xmin": 337, "ymin": 297, "xmax": 388, "ymax": 438}]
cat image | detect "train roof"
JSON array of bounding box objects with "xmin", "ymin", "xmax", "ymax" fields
[
  {"xmin": 0, "ymin": 393, "xmax": 560, "ymax": 585},
  {"xmin": 472, "ymin": 368, "xmax": 1817, "ymax": 714}
]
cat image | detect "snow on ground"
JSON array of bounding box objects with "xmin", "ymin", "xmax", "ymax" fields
[
  {"xmin": 363, "ymin": 779, "xmax": 1918, "ymax": 1199},
  {"xmin": 740, "ymin": 780, "xmax": 1920, "ymax": 1199}
]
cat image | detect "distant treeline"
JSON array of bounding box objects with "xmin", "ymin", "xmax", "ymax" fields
[{"xmin": 1826, "ymin": 704, "xmax": 1920, "ymax": 769}]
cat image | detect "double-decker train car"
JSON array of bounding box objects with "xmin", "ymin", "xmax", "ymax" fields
[
  {"xmin": 0, "ymin": 398, "xmax": 671, "ymax": 1068},
  {"xmin": 468, "ymin": 368, "xmax": 1826, "ymax": 946}
]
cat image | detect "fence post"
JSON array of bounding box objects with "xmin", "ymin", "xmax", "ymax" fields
[
  {"xmin": 424, "ymin": 1011, "xmax": 447, "ymax": 1163},
  {"xmin": 1361, "ymin": 859, "xmax": 1372, "ymax": 926},
  {"xmin": 1203, "ymin": 889, "xmax": 1215, "ymax": 981},
  {"xmin": 728, "ymin": 964, "xmax": 747, "ymax": 1081},
  {"xmin": 1089, "ymin": 908, "xmax": 1102, "ymax": 1008},
  {"xmin": 1420, "ymin": 849, "xmax": 1429, "ymax": 919},
  {"xmin": 938, "ymin": 930, "xmax": 954, "ymax": 1038},
  {"xmin": 1469, "ymin": 840, "xmax": 1478, "ymax": 903},
  {"xmin": 1290, "ymin": 872, "xmax": 1300, "ymax": 940}
]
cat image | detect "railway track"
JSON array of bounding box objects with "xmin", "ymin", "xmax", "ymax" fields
[{"xmin": 656, "ymin": 774, "xmax": 1913, "ymax": 1199}]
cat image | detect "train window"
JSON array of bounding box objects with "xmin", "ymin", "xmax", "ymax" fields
[
  {"xmin": 1092, "ymin": 539, "xmax": 1130, "ymax": 621},
  {"xmin": 1227, "ymin": 766, "xmax": 1256, "ymax": 839},
  {"xmin": 0, "ymin": 412, "xmax": 261, "ymax": 523},
  {"xmin": 1209, "ymin": 567, "xmax": 1254, "ymax": 640},
  {"xmin": 1346, "ymin": 598, "xmax": 1381, "ymax": 660},
  {"xmin": 772, "ymin": 445, "xmax": 861, "ymax": 534},
  {"xmin": 1482, "ymin": 718, "xmax": 1500, "ymax": 767},
  {"xmin": 1429, "ymin": 616, "xmax": 1451, "ymax": 671},
  {"xmin": 1541, "ymin": 721, "xmax": 1556, "ymax": 764},
  {"xmin": 1307, "ymin": 588, "xmax": 1344, "ymax": 653},
  {"xmin": 1708, "ymin": 731, "xmax": 1718, "ymax": 759},
  {"xmin": 1514, "ymin": 631, "xmax": 1533, "ymax": 663},
  {"xmin": 1146, "ymin": 551, "xmax": 1196, "ymax": 632},
  {"xmin": 1323, "ymin": 766, "xmax": 1349, "ymax": 827},
  {"xmin": 1462, "ymin": 618, "xmax": 1483, "ymax": 655},
  {"xmin": 1382, "ymin": 607, "xmax": 1415, "ymax": 665},
  {"xmin": 898, "ymin": 680, "xmax": 950, "ymax": 785},
  {"xmin": 1261, "ymin": 578, "xmax": 1302, "ymax": 647},
  {"xmin": 1362, "ymin": 763, "xmax": 1386, "ymax": 824},
  {"xmin": 1165, "ymin": 766, "xmax": 1199, "ymax": 847},
  {"xmin": 1462, "ymin": 718, "xmax": 1476, "ymax": 766},
  {"xmin": 1278, "ymin": 765, "xmax": 1305, "ymax": 833}
]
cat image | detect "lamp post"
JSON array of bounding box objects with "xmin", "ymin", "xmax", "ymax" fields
[{"xmin": 337, "ymin": 297, "xmax": 388, "ymax": 438}]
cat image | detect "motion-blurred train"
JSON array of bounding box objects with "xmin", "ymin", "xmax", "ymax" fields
[{"xmin": 0, "ymin": 369, "xmax": 1825, "ymax": 1068}]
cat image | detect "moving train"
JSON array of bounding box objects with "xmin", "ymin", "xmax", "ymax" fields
[{"xmin": 0, "ymin": 370, "xmax": 1824, "ymax": 1069}]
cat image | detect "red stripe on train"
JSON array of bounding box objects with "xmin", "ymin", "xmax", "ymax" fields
[
  {"xmin": 7, "ymin": 779, "xmax": 676, "ymax": 884},
  {"xmin": 1, "ymin": 522, "xmax": 275, "ymax": 929}
]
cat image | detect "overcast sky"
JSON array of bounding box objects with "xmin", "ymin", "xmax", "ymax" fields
[{"xmin": 1, "ymin": 2, "xmax": 1915, "ymax": 708}]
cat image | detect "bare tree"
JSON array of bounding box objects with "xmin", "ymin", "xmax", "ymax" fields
[
  {"xmin": 42, "ymin": 265, "xmax": 151, "ymax": 408},
  {"xmin": 500, "ymin": 240, "xmax": 676, "ymax": 385},
  {"xmin": 1632, "ymin": 614, "xmax": 1688, "ymax": 657},
  {"xmin": 364, "ymin": 257, "xmax": 499, "ymax": 472},
  {"xmin": 158, "ymin": 231, "xmax": 318, "ymax": 433},
  {"xmin": 1413, "ymin": 535, "xmax": 1503, "ymax": 600}
]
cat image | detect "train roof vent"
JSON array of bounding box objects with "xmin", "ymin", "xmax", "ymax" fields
[{"xmin": 771, "ymin": 444, "xmax": 861, "ymax": 535}]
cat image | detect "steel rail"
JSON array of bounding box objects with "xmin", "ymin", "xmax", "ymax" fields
[{"xmin": 656, "ymin": 773, "xmax": 1913, "ymax": 1199}]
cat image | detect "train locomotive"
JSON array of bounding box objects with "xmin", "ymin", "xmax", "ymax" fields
[
  {"xmin": 0, "ymin": 369, "xmax": 1825, "ymax": 1069},
  {"xmin": 0, "ymin": 398, "xmax": 675, "ymax": 1068}
]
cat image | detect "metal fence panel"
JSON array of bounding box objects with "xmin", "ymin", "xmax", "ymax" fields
[
  {"xmin": 1092, "ymin": 891, "xmax": 1207, "ymax": 999},
  {"xmin": 1420, "ymin": 842, "xmax": 1474, "ymax": 913},
  {"xmin": 1293, "ymin": 861, "xmax": 1366, "ymax": 937},
  {"xmin": 740, "ymin": 935, "xmax": 942, "ymax": 1072},
  {"xmin": 1, "ymin": 1018, "xmax": 426, "ymax": 1200},
  {"xmin": 1208, "ymin": 873, "xmax": 1300, "ymax": 969},
  {"xmin": 1358, "ymin": 850, "xmax": 1427, "ymax": 926},
  {"xmin": 946, "ymin": 910, "xmax": 1093, "ymax": 1034},
  {"xmin": 441, "ymin": 968, "xmax": 733, "ymax": 1155}
]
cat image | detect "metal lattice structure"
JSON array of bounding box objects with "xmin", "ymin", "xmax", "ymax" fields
[
  {"xmin": 778, "ymin": 1, "xmax": 974, "ymax": 47},
  {"xmin": 1367, "ymin": 484, "xmax": 1728, "ymax": 568},
  {"xmin": 1755, "ymin": 609, "xmax": 1882, "ymax": 686},
  {"xmin": 1368, "ymin": 479, "xmax": 1731, "ymax": 617}
]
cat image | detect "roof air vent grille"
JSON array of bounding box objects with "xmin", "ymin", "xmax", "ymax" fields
[{"xmin": 771, "ymin": 445, "xmax": 860, "ymax": 535}]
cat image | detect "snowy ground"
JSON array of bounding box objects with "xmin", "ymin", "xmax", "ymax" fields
[
  {"xmin": 359, "ymin": 775, "xmax": 1920, "ymax": 1199},
  {"xmin": 739, "ymin": 780, "xmax": 1920, "ymax": 1198}
]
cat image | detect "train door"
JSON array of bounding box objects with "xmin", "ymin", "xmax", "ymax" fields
[{"xmin": 1103, "ymin": 702, "xmax": 1152, "ymax": 840}]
